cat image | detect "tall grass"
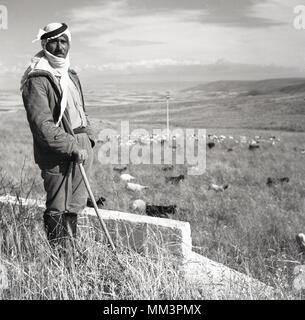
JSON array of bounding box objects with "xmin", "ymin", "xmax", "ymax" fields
[
  {"xmin": 0, "ymin": 196, "xmax": 205, "ymax": 300},
  {"xmin": 1, "ymin": 104, "xmax": 305, "ymax": 299}
]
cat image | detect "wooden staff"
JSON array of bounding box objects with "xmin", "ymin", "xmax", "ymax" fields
[{"xmin": 78, "ymin": 163, "xmax": 116, "ymax": 251}]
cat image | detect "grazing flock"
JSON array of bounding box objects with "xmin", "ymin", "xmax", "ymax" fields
[
  {"xmin": 206, "ymin": 133, "xmax": 281, "ymax": 151},
  {"xmin": 88, "ymin": 132, "xmax": 293, "ymax": 220},
  {"xmin": 98, "ymin": 131, "xmax": 282, "ymax": 152}
]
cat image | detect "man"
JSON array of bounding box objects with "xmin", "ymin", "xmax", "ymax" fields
[{"xmin": 21, "ymin": 22, "xmax": 95, "ymax": 250}]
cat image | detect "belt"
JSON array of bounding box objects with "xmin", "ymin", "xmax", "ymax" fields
[{"xmin": 73, "ymin": 126, "xmax": 87, "ymax": 134}]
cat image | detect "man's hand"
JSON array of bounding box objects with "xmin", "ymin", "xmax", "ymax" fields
[{"xmin": 73, "ymin": 149, "xmax": 88, "ymax": 164}]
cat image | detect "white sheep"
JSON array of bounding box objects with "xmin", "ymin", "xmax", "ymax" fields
[
  {"xmin": 209, "ymin": 183, "xmax": 229, "ymax": 192},
  {"xmin": 296, "ymin": 233, "xmax": 305, "ymax": 251},
  {"xmin": 120, "ymin": 174, "xmax": 136, "ymax": 182},
  {"xmin": 132, "ymin": 199, "xmax": 146, "ymax": 212},
  {"xmin": 127, "ymin": 182, "xmax": 149, "ymax": 192}
]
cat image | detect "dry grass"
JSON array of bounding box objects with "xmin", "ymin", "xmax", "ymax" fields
[
  {"xmin": 0, "ymin": 201, "xmax": 201, "ymax": 300},
  {"xmin": 1, "ymin": 88, "xmax": 305, "ymax": 299}
]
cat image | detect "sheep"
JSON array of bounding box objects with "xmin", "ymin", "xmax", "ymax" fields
[
  {"xmin": 209, "ymin": 183, "xmax": 229, "ymax": 192},
  {"xmin": 296, "ymin": 233, "xmax": 305, "ymax": 252},
  {"xmin": 240, "ymin": 136, "xmax": 247, "ymax": 143},
  {"xmin": 132, "ymin": 199, "xmax": 146, "ymax": 213},
  {"xmin": 126, "ymin": 182, "xmax": 149, "ymax": 192},
  {"xmin": 120, "ymin": 174, "xmax": 136, "ymax": 182}
]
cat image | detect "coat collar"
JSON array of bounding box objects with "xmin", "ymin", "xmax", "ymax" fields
[
  {"xmin": 27, "ymin": 69, "xmax": 80, "ymax": 96},
  {"xmin": 26, "ymin": 69, "xmax": 85, "ymax": 128}
]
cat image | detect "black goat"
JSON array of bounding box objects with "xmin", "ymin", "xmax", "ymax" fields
[
  {"xmin": 146, "ymin": 204, "xmax": 177, "ymax": 218},
  {"xmin": 165, "ymin": 174, "xmax": 185, "ymax": 184},
  {"xmin": 249, "ymin": 144, "xmax": 260, "ymax": 150},
  {"xmin": 207, "ymin": 142, "xmax": 215, "ymax": 149},
  {"xmin": 87, "ymin": 196, "xmax": 106, "ymax": 208},
  {"xmin": 113, "ymin": 166, "xmax": 127, "ymax": 173},
  {"xmin": 266, "ymin": 177, "xmax": 289, "ymax": 187},
  {"xmin": 162, "ymin": 165, "xmax": 174, "ymax": 171}
]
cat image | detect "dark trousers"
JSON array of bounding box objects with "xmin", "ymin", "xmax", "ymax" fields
[{"xmin": 41, "ymin": 133, "xmax": 93, "ymax": 247}]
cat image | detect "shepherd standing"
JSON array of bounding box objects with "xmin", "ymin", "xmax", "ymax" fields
[{"xmin": 21, "ymin": 22, "xmax": 95, "ymax": 250}]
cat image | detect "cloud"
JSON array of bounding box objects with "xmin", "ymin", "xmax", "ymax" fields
[
  {"xmin": 0, "ymin": 63, "xmax": 23, "ymax": 74},
  {"xmin": 81, "ymin": 58, "xmax": 205, "ymax": 72},
  {"xmin": 103, "ymin": 0, "xmax": 284, "ymax": 28},
  {"xmin": 67, "ymin": 0, "xmax": 288, "ymax": 58},
  {"xmin": 69, "ymin": 0, "xmax": 132, "ymax": 35},
  {"xmin": 109, "ymin": 39, "xmax": 164, "ymax": 46},
  {"xmin": 249, "ymin": 0, "xmax": 300, "ymax": 23},
  {"xmin": 64, "ymin": 0, "xmax": 304, "ymax": 71},
  {"xmin": 68, "ymin": 0, "xmax": 282, "ymax": 35},
  {"xmin": 67, "ymin": 1, "xmax": 209, "ymax": 61},
  {"xmin": 77, "ymin": 58, "xmax": 296, "ymax": 75},
  {"xmin": 75, "ymin": 58, "xmax": 304, "ymax": 85},
  {"xmin": 68, "ymin": 1, "xmax": 205, "ymax": 38}
]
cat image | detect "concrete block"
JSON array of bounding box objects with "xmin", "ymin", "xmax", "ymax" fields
[
  {"xmin": 0, "ymin": 195, "xmax": 273, "ymax": 298},
  {"xmin": 0, "ymin": 195, "xmax": 45, "ymax": 208},
  {"xmin": 79, "ymin": 207, "xmax": 192, "ymax": 261},
  {"xmin": 0, "ymin": 195, "xmax": 192, "ymax": 262},
  {"xmin": 293, "ymin": 265, "xmax": 305, "ymax": 292},
  {"xmin": 180, "ymin": 251, "xmax": 274, "ymax": 299}
]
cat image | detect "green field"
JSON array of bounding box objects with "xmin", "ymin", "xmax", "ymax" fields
[{"xmin": 1, "ymin": 78, "xmax": 305, "ymax": 299}]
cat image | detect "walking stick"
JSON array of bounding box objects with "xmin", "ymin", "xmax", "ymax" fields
[
  {"xmin": 63, "ymin": 113, "xmax": 116, "ymax": 252},
  {"xmin": 78, "ymin": 162, "xmax": 116, "ymax": 252}
]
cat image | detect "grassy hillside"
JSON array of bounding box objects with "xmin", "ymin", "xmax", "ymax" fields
[
  {"xmin": 88, "ymin": 79, "xmax": 305, "ymax": 132},
  {"xmin": 1, "ymin": 79, "xmax": 305, "ymax": 299},
  {"xmin": 183, "ymin": 78, "xmax": 305, "ymax": 95}
]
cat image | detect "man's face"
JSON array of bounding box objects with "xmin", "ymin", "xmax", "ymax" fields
[{"xmin": 45, "ymin": 34, "xmax": 70, "ymax": 58}]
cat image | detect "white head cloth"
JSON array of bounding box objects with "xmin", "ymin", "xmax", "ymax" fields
[{"xmin": 21, "ymin": 22, "xmax": 72, "ymax": 126}]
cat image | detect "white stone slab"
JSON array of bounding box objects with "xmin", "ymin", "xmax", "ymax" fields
[
  {"xmin": 0, "ymin": 195, "xmax": 192, "ymax": 260},
  {"xmin": 181, "ymin": 251, "xmax": 274, "ymax": 299},
  {"xmin": 0, "ymin": 194, "xmax": 273, "ymax": 297}
]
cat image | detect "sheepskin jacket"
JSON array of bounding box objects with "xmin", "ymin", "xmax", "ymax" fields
[{"xmin": 22, "ymin": 69, "xmax": 95, "ymax": 170}]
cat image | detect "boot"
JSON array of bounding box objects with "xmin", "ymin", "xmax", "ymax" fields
[
  {"xmin": 64, "ymin": 211, "xmax": 89, "ymax": 262},
  {"xmin": 43, "ymin": 211, "xmax": 66, "ymax": 248},
  {"xmin": 44, "ymin": 210, "xmax": 80, "ymax": 263},
  {"xmin": 63, "ymin": 211, "xmax": 77, "ymax": 239}
]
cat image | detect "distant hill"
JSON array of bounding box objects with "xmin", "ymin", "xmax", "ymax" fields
[{"xmin": 182, "ymin": 78, "xmax": 305, "ymax": 96}]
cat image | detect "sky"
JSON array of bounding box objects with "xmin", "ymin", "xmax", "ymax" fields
[{"xmin": 1, "ymin": 0, "xmax": 305, "ymax": 89}]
